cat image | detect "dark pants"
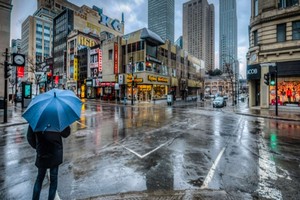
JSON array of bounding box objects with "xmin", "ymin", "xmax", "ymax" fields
[{"xmin": 32, "ymin": 166, "xmax": 59, "ymax": 200}]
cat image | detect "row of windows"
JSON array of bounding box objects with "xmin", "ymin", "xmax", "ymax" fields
[
  {"xmin": 277, "ymin": 21, "xmax": 300, "ymax": 42},
  {"xmin": 121, "ymin": 41, "xmax": 145, "ymax": 54},
  {"xmin": 254, "ymin": 0, "xmax": 298, "ymax": 16},
  {"xmin": 253, "ymin": 20, "xmax": 300, "ymax": 45}
]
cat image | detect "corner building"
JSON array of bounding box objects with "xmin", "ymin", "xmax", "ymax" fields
[{"xmin": 247, "ymin": 0, "xmax": 300, "ymax": 108}]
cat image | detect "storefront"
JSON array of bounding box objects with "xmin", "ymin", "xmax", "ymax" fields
[
  {"xmin": 125, "ymin": 73, "xmax": 169, "ymax": 101},
  {"xmin": 101, "ymin": 82, "xmax": 116, "ymax": 100},
  {"xmin": 247, "ymin": 61, "xmax": 300, "ymax": 108},
  {"xmin": 187, "ymin": 79, "xmax": 202, "ymax": 97},
  {"xmin": 247, "ymin": 64, "xmax": 261, "ymax": 107},
  {"xmin": 86, "ymin": 79, "xmax": 94, "ymax": 98}
]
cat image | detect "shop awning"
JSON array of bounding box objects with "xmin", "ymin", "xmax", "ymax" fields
[{"xmin": 140, "ymin": 28, "xmax": 164, "ymax": 45}]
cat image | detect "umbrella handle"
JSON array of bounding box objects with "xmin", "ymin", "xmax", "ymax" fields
[{"xmin": 43, "ymin": 124, "xmax": 51, "ymax": 133}]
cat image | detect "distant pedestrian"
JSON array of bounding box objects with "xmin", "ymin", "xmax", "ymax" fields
[{"xmin": 27, "ymin": 125, "xmax": 71, "ymax": 200}]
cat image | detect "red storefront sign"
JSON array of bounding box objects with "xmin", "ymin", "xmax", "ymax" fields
[
  {"xmin": 114, "ymin": 43, "xmax": 118, "ymax": 74},
  {"xmin": 17, "ymin": 66, "xmax": 24, "ymax": 78},
  {"xmin": 98, "ymin": 49, "xmax": 102, "ymax": 72},
  {"xmin": 100, "ymin": 82, "xmax": 115, "ymax": 87}
]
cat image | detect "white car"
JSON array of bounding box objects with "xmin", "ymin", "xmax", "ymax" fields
[{"xmin": 213, "ymin": 97, "xmax": 226, "ymax": 108}]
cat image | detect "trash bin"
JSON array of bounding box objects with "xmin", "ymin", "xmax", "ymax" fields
[
  {"xmin": 241, "ymin": 97, "xmax": 245, "ymax": 102},
  {"xmin": 167, "ymin": 94, "xmax": 173, "ymax": 106}
]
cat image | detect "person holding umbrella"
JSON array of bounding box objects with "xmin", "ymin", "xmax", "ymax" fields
[
  {"xmin": 23, "ymin": 89, "xmax": 82, "ymax": 200},
  {"xmin": 27, "ymin": 125, "xmax": 70, "ymax": 200}
]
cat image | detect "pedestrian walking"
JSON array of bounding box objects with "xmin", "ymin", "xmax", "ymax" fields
[{"xmin": 27, "ymin": 125, "xmax": 70, "ymax": 200}]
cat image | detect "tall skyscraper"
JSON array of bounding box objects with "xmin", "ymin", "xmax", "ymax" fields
[
  {"xmin": 183, "ymin": 0, "xmax": 215, "ymax": 71},
  {"xmin": 148, "ymin": 0, "xmax": 174, "ymax": 43},
  {"xmin": 219, "ymin": 0, "xmax": 237, "ymax": 74}
]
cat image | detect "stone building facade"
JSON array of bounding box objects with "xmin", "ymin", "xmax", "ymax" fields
[{"xmin": 247, "ymin": 0, "xmax": 300, "ymax": 108}]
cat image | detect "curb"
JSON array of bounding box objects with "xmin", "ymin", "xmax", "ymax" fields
[
  {"xmin": 235, "ymin": 112, "xmax": 300, "ymax": 122},
  {"xmin": 0, "ymin": 121, "xmax": 28, "ymax": 128}
]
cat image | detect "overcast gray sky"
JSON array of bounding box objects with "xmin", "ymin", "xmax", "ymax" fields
[{"xmin": 10, "ymin": 0, "xmax": 250, "ymax": 77}]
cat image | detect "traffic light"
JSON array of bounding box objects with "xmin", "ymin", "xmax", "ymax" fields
[
  {"xmin": 4, "ymin": 61, "xmax": 12, "ymax": 78},
  {"xmin": 263, "ymin": 73, "xmax": 270, "ymax": 85},
  {"xmin": 270, "ymin": 73, "xmax": 276, "ymax": 86}
]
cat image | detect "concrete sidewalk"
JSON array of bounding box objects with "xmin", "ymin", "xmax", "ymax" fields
[{"xmin": 234, "ymin": 102, "xmax": 300, "ymax": 121}]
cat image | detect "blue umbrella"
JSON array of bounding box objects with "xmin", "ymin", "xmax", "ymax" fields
[{"xmin": 22, "ymin": 89, "xmax": 82, "ymax": 132}]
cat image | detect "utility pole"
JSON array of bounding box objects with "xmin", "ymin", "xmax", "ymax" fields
[
  {"xmin": 131, "ymin": 56, "xmax": 134, "ymax": 105},
  {"xmin": 274, "ymin": 63, "xmax": 278, "ymax": 116},
  {"xmin": 3, "ymin": 48, "xmax": 10, "ymax": 123}
]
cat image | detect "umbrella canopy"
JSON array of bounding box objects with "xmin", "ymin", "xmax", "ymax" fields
[{"xmin": 22, "ymin": 89, "xmax": 82, "ymax": 132}]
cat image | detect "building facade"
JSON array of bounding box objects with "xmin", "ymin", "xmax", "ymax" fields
[
  {"xmin": 183, "ymin": 0, "xmax": 215, "ymax": 72},
  {"xmin": 219, "ymin": 0, "xmax": 238, "ymax": 74},
  {"xmin": 247, "ymin": 0, "xmax": 300, "ymax": 108},
  {"xmin": 0, "ymin": 0, "xmax": 12, "ymax": 98},
  {"xmin": 53, "ymin": 5, "xmax": 124, "ymax": 89},
  {"xmin": 20, "ymin": 1, "xmax": 74, "ymax": 93},
  {"xmin": 148, "ymin": 0, "xmax": 174, "ymax": 43},
  {"xmin": 90, "ymin": 28, "xmax": 203, "ymax": 102}
]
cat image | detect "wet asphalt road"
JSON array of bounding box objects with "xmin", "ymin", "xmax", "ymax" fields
[{"xmin": 0, "ymin": 100, "xmax": 300, "ymax": 199}]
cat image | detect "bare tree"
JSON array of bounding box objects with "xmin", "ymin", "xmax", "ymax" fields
[
  {"xmin": 26, "ymin": 56, "xmax": 47, "ymax": 95},
  {"xmin": 224, "ymin": 62, "xmax": 236, "ymax": 105}
]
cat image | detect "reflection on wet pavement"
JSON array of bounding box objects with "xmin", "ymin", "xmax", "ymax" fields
[{"xmin": 0, "ymin": 101, "xmax": 300, "ymax": 199}]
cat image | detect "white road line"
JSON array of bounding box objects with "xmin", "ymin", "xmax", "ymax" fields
[
  {"xmin": 121, "ymin": 141, "xmax": 169, "ymax": 159},
  {"xmin": 256, "ymin": 136, "xmax": 282, "ymax": 199},
  {"xmin": 200, "ymin": 147, "xmax": 226, "ymax": 189}
]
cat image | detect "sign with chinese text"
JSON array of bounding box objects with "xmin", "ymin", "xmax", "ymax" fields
[
  {"xmin": 98, "ymin": 49, "xmax": 102, "ymax": 72},
  {"xmin": 114, "ymin": 43, "xmax": 118, "ymax": 74}
]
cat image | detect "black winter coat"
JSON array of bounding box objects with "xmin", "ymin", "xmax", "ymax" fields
[{"xmin": 27, "ymin": 125, "xmax": 70, "ymax": 168}]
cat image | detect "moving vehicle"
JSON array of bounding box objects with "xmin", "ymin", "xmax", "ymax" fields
[{"xmin": 213, "ymin": 97, "xmax": 226, "ymax": 108}]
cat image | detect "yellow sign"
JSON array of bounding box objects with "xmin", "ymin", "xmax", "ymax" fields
[
  {"xmin": 134, "ymin": 78, "xmax": 143, "ymax": 83},
  {"xmin": 86, "ymin": 22, "xmax": 101, "ymax": 34},
  {"xmin": 157, "ymin": 77, "xmax": 168, "ymax": 83},
  {"xmin": 74, "ymin": 58, "xmax": 78, "ymax": 81},
  {"xmin": 78, "ymin": 36, "xmax": 96, "ymax": 47},
  {"xmin": 148, "ymin": 75, "xmax": 157, "ymax": 82},
  {"xmin": 127, "ymin": 74, "xmax": 137, "ymax": 80}
]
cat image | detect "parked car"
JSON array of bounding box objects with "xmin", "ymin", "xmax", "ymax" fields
[{"xmin": 213, "ymin": 97, "xmax": 226, "ymax": 108}]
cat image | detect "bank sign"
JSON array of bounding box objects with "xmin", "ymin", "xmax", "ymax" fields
[{"xmin": 247, "ymin": 64, "xmax": 260, "ymax": 80}]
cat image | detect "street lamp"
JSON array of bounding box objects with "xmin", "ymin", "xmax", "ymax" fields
[{"xmin": 130, "ymin": 57, "xmax": 134, "ymax": 105}]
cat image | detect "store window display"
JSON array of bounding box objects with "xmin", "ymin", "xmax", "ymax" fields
[{"xmin": 270, "ymin": 81, "xmax": 300, "ymax": 106}]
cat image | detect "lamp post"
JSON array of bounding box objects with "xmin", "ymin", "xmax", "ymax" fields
[
  {"xmin": 130, "ymin": 56, "xmax": 134, "ymax": 105},
  {"xmin": 3, "ymin": 48, "xmax": 9, "ymax": 123}
]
